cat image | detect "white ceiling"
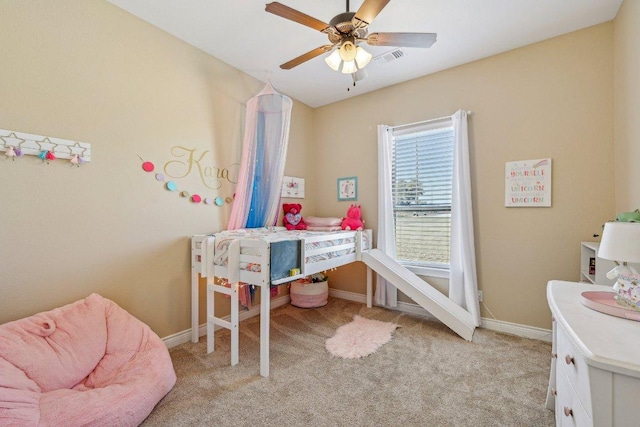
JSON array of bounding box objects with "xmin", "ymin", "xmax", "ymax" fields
[{"xmin": 106, "ymin": 0, "xmax": 623, "ymax": 108}]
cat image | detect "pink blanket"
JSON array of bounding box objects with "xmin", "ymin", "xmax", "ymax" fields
[{"xmin": 0, "ymin": 293, "xmax": 176, "ymax": 426}]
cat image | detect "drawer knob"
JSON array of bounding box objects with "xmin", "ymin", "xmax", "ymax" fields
[
  {"xmin": 565, "ymin": 355, "xmax": 574, "ymax": 365},
  {"xmin": 563, "ymin": 406, "xmax": 573, "ymax": 417},
  {"xmin": 552, "ymin": 352, "xmax": 557, "ymax": 359},
  {"xmin": 551, "ymin": 388, "xmax": 557, "ymax": 396}
]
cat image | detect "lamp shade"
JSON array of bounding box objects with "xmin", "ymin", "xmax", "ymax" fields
[
  {"xmin": 339, "ymin": 41, "xmax": 357, "ymax": 61},
  {"xmin": 341, "ymin": 60, "xmax": 357, "ymax": 74},
  {"xmin": 325, "ymin": 49, "xmax": 341, "ymax": 71},
  {"xmin": 598, "ymin": 222, "xmax": 640, "ymax": 263},
  {"xmin": 355, "ymin": 46, "xmax": 372, "ymax": 69},
  {"xmin": 353, "ymin": 67, "xmax": 368, "ymax": 82}
]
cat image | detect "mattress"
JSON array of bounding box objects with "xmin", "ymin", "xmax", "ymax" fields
[{"xmin": 212, "ymin": 227, "xmax": 370, "ymax": 273}]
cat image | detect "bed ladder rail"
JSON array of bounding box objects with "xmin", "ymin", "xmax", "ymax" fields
[
  {"xmin": 207, "ymin": 281, "xmax": 240, "ymax": 366},
  {"xmin": 206, "ymin": 240, "xmax": 241, "ymax": 367}
]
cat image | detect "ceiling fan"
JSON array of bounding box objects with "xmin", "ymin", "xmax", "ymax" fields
[{"xmin": 265, "ymin": 0, "xmax": 437, "ymax": 78}]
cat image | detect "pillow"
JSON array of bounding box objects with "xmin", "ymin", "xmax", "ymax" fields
[{"xmin": 304, "ymin": 216, "xmax": 342, "ymax": 227}]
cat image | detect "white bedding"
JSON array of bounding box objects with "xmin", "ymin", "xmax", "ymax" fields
[{"xmin": 212, "ymin": 227, "xmax": 371, "ymax": 273}]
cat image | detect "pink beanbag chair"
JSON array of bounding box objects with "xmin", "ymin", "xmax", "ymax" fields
[{"xmin": 0, "ymin": 294, "xmax": 176, "ymax": 426}]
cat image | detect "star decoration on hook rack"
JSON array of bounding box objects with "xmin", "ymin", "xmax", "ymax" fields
[
  {"xmin": 69, "ymin": 142, "xmax": 88, "ymax": 157},
  {"xmin": 36, "ymin": 137, "xmax": 58, "ymax": 152},
  {"xmin": 0, "ymin": 132, "xmax": 25, "ymax": 149}
]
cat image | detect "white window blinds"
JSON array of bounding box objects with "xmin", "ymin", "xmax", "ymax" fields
[{"xmin": 391, "ymin": 119, "xmax": 454, "ymax": 267}]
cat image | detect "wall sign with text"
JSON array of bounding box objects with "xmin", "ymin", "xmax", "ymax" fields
[
  {"xmin": 139, "ymin": 146, "xmax": 239, "ymax": 206},
  {"xmin": 505, "ymin": 158, "xmax": 552, "ymax": 207}
]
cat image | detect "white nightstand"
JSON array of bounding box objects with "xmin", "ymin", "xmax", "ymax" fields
[{"xmin": 546, "ymin": 281, "xmax": 640, "ymax": 426}]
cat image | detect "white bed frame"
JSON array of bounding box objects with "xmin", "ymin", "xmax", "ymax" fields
[{"xmin": 191, "ymin": 229, "xmax": 372, "ymax": 377}]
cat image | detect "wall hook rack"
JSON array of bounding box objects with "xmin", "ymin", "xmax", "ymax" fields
[{"xmin": 0, "ymin": 128, "xmax": 91, "ymax": 163}]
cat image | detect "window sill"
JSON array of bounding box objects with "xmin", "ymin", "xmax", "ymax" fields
[{"xmin": 400, "ymin": 263, "xmax": 450, "ymax": 279}]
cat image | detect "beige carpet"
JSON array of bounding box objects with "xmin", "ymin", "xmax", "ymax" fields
[{"xmin": 142, "ymin": 297, "xmax": 554, "ymax": 426}]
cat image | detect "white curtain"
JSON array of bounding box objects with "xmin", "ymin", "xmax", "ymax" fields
[
  {"xmin": 449, "ymin": 110, "xmax": 481, "ymax": 326},
  {"xmin": 375, "ymin": 124, "xmax": 398, "ymax": 307},
  {"xmin": 228, "ymin": 82, "xmax": 292, "ymax": 229}
]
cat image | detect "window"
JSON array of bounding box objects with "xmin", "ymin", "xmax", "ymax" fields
[{"xmin": 391, "ymin": 119, "xmax": 454, "ymax": 271}]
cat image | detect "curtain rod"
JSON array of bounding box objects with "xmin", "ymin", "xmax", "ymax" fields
[{"xmin": 390, "ymin": 110, "xmax": 472, "ymax": 131}]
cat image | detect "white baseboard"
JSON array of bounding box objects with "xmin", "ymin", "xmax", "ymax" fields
[
  {"xmin": 328, "ymin": 288, "xmax": 367, "ymax": 303},
  {"xmin": 162, "ymin": 294, "xmax": 291, "ymax": 348},
  {"xmin": 330, "ymin": 288, "xmax": 551, "ymax": 342},
  {"xmin": 163, "ymin": 291, "xmax": 552, "ymax": 347},
  {"xmin": 480, "ymin": 318, "xmax": 552, "ymax": 342},
  {"xmin": 392, "ymin": 302, "xmax": 551, "ymax": 342},
  {"xmin": 328, "ymin": 288, "xmax": 440, "ymax": 320}
]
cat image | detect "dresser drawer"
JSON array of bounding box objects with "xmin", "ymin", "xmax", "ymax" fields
[
  {"xmin": 556, "ymin": 323, "xmax": 592, "ymax": 415},
  {"xmin": 556, "ymin": 364, "xmax": 591, "ymax": 427}
]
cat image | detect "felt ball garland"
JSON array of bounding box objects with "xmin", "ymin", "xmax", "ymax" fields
[{"xmin": 139, "ymin": 156, "xmax": 233, "ymax": 207}]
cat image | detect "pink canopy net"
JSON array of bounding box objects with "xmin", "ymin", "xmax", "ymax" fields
[{"xmin": 228, "ymin": 82, "xmax": 292, "ymax": 229}]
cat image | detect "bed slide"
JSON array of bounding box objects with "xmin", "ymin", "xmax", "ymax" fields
[{"xmin": 361, "ymin": 249, "xmax": 476, "ymax": 341}]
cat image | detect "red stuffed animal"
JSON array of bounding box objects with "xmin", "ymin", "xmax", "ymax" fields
[
  {"xmin": 282, "ymin": 203, "xmax": 307, "ymax": 230},
  {"xmin": 341, "ymin": 204, "xmax": 364, "ymax": 231}
]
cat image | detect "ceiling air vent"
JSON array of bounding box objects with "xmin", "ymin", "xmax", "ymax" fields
[{"xmin": 373, "ymin": 48, "xmax": 406, "ymax": 64}]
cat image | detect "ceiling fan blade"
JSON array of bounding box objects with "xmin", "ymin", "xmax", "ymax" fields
[
  {"xmin": 280, "ymin": 45, "xmax": 333, "ymax": 70},
  {"xmin": 352, "ymin": 0, "xmax": 391, "ymax": 27},
  {"xmin": 265, "ymin": 2, "xmax": 330, "ymax": 32},
  {"xmin": 367, "ymin": 32, "xmax": 437, "ymax": 48}
]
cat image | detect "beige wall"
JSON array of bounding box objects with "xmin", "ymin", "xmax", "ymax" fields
[
  {"xmin": 614, "ymin": 0, "xmax": 640, "ymax": 211},
  {"xmin": 313, "ymin": 23, "xmax": 616, "ymax": 329},
  {"xmin": 1, "ymin": 1, "xmax": 634, "ymax": 337},
  {"xmin": 0, "ymin": 0, "xmax": 314, "ymax": 337}
]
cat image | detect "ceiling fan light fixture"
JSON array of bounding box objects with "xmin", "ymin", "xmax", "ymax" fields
[
  {"xmin": 329, "ymin": 40, "xmax": 371, "ymax": 74},
  {"xmin": 325, "ymin": 49, "xmax": 342, "ymax": 71},
  {"xmin": 341, "ymin": 60, "xmax": 357, "ymax": 74},
  {"xmin": 267, "ymin": 0, "xmax": 438, "ymax": 79},
  {"xmin": 354, "ymin": 46, "xmax": 372, "ymax": 69}
]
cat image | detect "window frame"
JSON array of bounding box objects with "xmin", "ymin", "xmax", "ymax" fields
[{"xmin": 390, "ymin": 118, "xmax": 454, "ymax": 273}]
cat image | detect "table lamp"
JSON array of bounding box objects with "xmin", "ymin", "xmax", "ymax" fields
[{"xmin": 597, "ymin": 221, "xmax": 640, "ymax": 310}]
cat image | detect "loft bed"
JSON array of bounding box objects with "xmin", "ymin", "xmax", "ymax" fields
[{"xmin": 191, "ymin": 227, "xmax": 372, "ymax": 377}]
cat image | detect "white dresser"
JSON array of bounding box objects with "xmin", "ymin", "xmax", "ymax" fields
[{"xmin": 546, "ymin": 281, "xmax": 640, "ymax": 426}]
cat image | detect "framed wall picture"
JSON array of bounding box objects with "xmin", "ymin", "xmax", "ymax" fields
[
  {"xmin": 505, "ymin": 158, "xmax": 552, "ymax": 207},
  {"xmin": 281, "ymin": 176, "xmax": 305, "ymax": 198},
  {"xmin": 337, "ymin": 176, "xmax": 357, "ymax": 201}
]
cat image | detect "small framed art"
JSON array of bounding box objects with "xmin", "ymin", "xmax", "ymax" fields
[
  {"xmin": 281, "ymin": 176, "xmax": 305, "ymax": 198},
  {"xmin": 337, "ymin": 176, "xmax": 357, "ymax": 201}
]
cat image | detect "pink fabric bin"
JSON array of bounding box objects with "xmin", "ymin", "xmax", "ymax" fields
[
  {"xmin": 290, "ymin": 280, "xmax": 328, "ymax": 308},
  {"xmin": 0, "ymin": 293, "xmax": 176, "ymax": 426}
]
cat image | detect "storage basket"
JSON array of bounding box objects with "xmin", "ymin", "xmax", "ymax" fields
[{"xmin": 290, "ymin": 280, "xmax": 328, "ymax": 308}]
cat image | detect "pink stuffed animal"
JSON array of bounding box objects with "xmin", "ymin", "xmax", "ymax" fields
[
  {"xmin": 341, "ymin": 204, "xmax": 364, "ymax": 230},
  {"xmin": 282, "ymin": 203, "xmax": 307, "ymax": 230}
]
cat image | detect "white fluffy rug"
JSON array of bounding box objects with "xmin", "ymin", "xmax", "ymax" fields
[{"xmin": 326, "ymin": 315, "xmax": 399, "ymax": 359}]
